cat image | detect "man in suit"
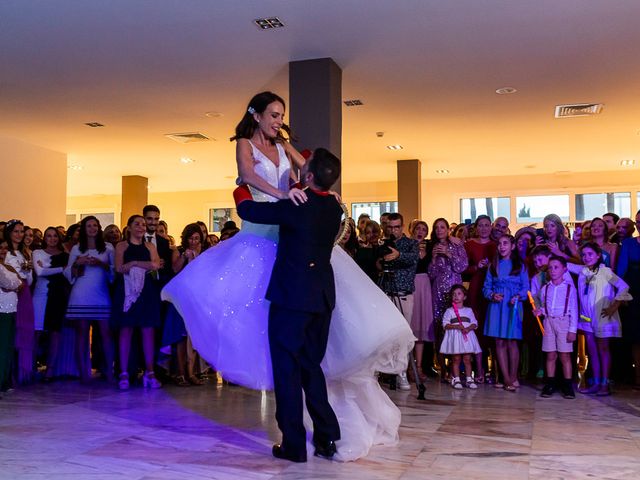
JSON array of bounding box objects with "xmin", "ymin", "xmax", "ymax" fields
[
  {"xmin": 142, "ymin": 205, "xmax": 174, "ymax": 381},
  {"xmin": 142, "ymin": 205, "xmax": 173, "ymax": 285},
  {"xmin": 234, "ymin": 148, "xmax": 343, "ymax": 463}
]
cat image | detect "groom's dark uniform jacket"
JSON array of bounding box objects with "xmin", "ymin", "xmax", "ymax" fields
[
  {"xmin": 235, "ymin": 186, "xmax": 342, "ymax": 312},
  {"xmin": 235, "ymin": 184, "xmax": 343, "ymax": 457}
]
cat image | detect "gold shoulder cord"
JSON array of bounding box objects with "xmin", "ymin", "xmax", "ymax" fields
[{"xmin": 334, "ymin": 202, "xmax": 351, "ymax": 246}]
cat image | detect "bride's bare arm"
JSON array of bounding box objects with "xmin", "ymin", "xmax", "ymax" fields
[
  {"xmin": 282, "ymin": 142, "xmax": 306, "ymax": 170},
  {"xmin": 236, "ymin": 140, "xmax": 287, "ymax": 200}
]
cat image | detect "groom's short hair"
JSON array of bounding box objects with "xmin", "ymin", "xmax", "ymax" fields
[{"xmin": 309, "ymin": 148, "xmax": 341, "ymax": 191}]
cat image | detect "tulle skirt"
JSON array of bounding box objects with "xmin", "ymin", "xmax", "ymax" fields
[
  {"xmin": 440, "ymin": 330, "xmax": 482, "ymax": 355},
  {"xmin": 161, "ymin": 223, "xmax": 416, "ymax": 461}
]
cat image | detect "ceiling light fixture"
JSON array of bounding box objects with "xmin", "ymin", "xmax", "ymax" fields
[
  {"xmin": 386, "ymin": 145, "xmax": 403, "ymax": 150},
  {"xmin": 435, "ymin": 169, "xmax": 450, "ymax": 174},
  {"xmin": 495, "ymin": 87, "xmax": 517, "ymax": 95},
  {"xmin": 621, "ymin": 159, "xmax": 636, "ymax": 167},
  {"xmin": 85, "ymin": 122, "xmax": 104, "ymax": 127},
  {"xmin": 180, "ymin": 157, "xmax": 195, "ymax": 164},
  {"xmin": 67, "ymin": 165, "xmax": 83, "ymax": 171},
  {"xmin": 205, "ymin": 111, "xmax": 224, "ymax": 118},
  {"xmin": 343, "ymin": 99, "xmax": 364, "ymax": 107},
  {"xmin": 254, "ymin": 17, "xmax": 284, "ymax": 30}
]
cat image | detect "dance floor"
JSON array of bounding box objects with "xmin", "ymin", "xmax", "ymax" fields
[{"xmin": 1, "ymin": 377, "xmax": 640, "ymax": 479}]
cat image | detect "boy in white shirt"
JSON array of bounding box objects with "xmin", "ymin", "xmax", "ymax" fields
[{"xmin": 536, "ymin": 255, "xmax": 579, "ymax": 399}]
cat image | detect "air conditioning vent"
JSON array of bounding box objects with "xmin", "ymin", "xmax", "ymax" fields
[
  {"xmin": 554, "ymin": 103, "xmax": 604, "ymax": 118},
  {"xmin": 164, "ymin": 132, "xmax": 213, "ymax": 144}
]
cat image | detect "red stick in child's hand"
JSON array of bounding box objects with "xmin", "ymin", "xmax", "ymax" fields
[{"xmin": 452, "ymin": 303, "xmax": 469, "ymax": 342}]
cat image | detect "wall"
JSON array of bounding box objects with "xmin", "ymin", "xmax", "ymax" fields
[
  {"xmin": 0, "ymin": 136, "xmax": 67, "ymax": 228},
  {"xmin": 66, "ymin": 168, "xmax": 640, "ymax": 232}
]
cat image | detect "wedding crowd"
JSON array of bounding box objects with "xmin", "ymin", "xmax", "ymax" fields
[
  {"xmin": 1, "ymin": 205, "xmax": 639, "ymax": 399},
  {"xmin": 340, "ymin": 210, "xmax": 640, "ymax": 397}
]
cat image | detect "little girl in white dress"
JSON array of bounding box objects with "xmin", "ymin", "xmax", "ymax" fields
[{"xmin": 440, "ymin": 284, "xmax": 482, "ymax": 389}]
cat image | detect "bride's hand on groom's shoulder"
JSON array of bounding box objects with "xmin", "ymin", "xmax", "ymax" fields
[
  {"xmin": 288, "ymin": 188, "xmax": 308, "ymax": 206},
  {"xmin": 328, "ymin": 190, "xmax": 342, "ymax": 204}
]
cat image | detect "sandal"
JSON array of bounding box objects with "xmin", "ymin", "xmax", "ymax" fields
[
  {"xmin": 175, "ymin": 375, "xmax": 190, "ymax": 387},
  {"xmin": 451, "ymin": 377, "xmax": 463, "ymax": 390},
  {"xmin": 465, "ymin": 378, "xmax": 478, "ymax": 389},
  {"xmin": 493, "ymin": 382, "xmax": 504, "ymax": 389},
  {"xmin": 188, "ymin": 375, "xmax": 204, "ymax": 386},
  {"xmin": 475, "ymin": 375, "xmax": 485, "ymax": 384},
  {"xmin": 503, "ymin": 385, "xmax": 517, "ymax": 392}
]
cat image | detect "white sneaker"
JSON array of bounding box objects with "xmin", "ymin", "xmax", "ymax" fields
[
  {"xmin": 466, "ymin": 377, "xmax": 478, "ymax": 389},
  {"xmin": 451, "ymin": 377, "xmax": 463, "ymax": 389},
  {"xmin": 397, "ymin": 372, "xmax": 411, "ymax": 391}
]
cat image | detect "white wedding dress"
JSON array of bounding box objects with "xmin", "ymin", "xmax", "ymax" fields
[{"xmin": 161, "ymin": 141, "xmax": 415, "ymax": 461}]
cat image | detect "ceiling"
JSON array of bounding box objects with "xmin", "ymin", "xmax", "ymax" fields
[{"xmin": 2, "ymin": 1, "xmax": 640, "ymax": 196}]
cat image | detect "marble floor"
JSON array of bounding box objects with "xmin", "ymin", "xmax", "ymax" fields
[{"xmin": 1, "ymin": 377, "xmax": 640, "ymax": 479}]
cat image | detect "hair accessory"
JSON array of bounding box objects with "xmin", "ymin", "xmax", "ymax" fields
[
  {"xmin": 5, "ymin": 219, "xmax": 22, "ymax": 229},
  {"xmin": 247, "ymin": 106, "xmax": 256, "ymax": 114}
]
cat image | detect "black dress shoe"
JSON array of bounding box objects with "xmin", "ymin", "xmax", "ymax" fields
[
  {"xmin": 313, "ymin": 440, "xmax": 337, "ymax": 459},
  {"xmin": 272, "ymin": 444, "xmax": 307, "ymax": 463}
]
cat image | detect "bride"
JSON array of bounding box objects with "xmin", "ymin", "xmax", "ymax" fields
[{"xmin": 161, "ymin": 91, "xmax": 415, "ymax": 461}]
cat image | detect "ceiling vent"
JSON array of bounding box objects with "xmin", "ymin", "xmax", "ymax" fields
[
  {"xmin": 85, "ymin": 122, "xmax": 104, "ymax": 127},
  {"xmin": 343, "ymin": 99, "xmax": 364, "ymax": 107},
  {"xmin": 164, "ymin": 132, "xmax": 213, "ymax": 144},
  {"xmin": 554, "ymin": 103, "xmax": 604, "ymax": 118},
  {"xmin": 254, "ymin": 17, "xmax": 284, "ymax": 30}
]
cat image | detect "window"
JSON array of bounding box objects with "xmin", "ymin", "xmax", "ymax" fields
[
  {"xmin": 516, "ymin": 195, "xmax": 570, "ymax": 223},
  {"xmin": 80, "ymin": 212, "xmax": 115, "ymax": 228},
  {"xmin": 460, "ymin": 197, "xmax": 510, "ymax": 223},
  {"xmin": 209, "ymin": 208, "xmax": 239, "ymax": 233},
  {"xmin": 575, "ymin": 192, "xmax": 630, "ymax": 221},
  {"xmin": 351, "ymin": 202, "xmax": 397, "ymax": 223}
]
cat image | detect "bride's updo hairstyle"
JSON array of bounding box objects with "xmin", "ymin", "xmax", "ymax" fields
[
  {"xmin": 230, "ymin": 91, "xmax": 293, "ymax": 143},
  {"xmin": 308, "ymin": 148, "xmax": 341, "ymax": 191}
]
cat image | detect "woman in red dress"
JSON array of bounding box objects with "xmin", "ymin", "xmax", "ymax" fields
[{"xmin": 463, "ymin": 215, "xmax": 496, "ymax": 382}]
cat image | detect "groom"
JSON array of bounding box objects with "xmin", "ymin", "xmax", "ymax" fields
[{"xmin": 234, "ymin": 148, "xmax": 342, "ymax": 463}]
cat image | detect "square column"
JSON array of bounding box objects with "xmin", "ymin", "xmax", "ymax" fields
[
  {"xmin": 121, "ymin": 175, "xmax": 148, "ymax": 226},
  {"xmin": 397, "ymin": 159, "xmax": 422, "ymax": 224},
  {"xmin": 289, "ymin": 58, "xmax": 342, "ymax": 192}
]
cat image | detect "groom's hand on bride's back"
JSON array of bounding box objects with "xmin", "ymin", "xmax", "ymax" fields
[{"xmin": 288, "ymin": 188, "xmax": 308, "ymax": 206}]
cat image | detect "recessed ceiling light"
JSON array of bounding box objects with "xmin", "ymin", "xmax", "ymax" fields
[
  {"xmin": 84, "ymin": 122, "xmax": 104, "ymax": 128},
  {"xmin": 343, "ymin": 99, "xmax": 364, "ymax": 107},
  {"xmin": 524, "ymin": 165, "xmax": 536, "ymax": 169},
  {"xmin": 495, "ymin": 87, "xmax": 517, "ymax": 95},
  {"xmin": 621, "ymin": 159, "xmax": 636, "ymax": 167},
  {"xmin": 205, "ymin": 111, "xmax": 224, "ymax": 118},
  {"xmin": 254, "ymin": 17, "xmax": 284, "ymax": 29},
  {"xmin": 435, "ymin": 169, "xmax": 450, "ymax": 174},
  {"xmin": 180, "ymin": 157, "xmax": 195, "ymax": 164},
  {"xmin": 68, "ymin": 165, "xmax": 83, "ymax": 171},
  {"xmin": 386, "ymin": 145, "xmax": 403, "ymax": 150}
]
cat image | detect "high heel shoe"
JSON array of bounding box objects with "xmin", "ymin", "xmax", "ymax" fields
[
  {"xmin": 118, "ymin": 373, "xmax": 130, "ymax": 391},
  {"xmin": 143, "ymin": 371, "xmax": 162, "ymax": 389}
]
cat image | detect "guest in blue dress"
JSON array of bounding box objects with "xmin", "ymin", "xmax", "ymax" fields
[
  {"xmin": 112, "ymin": 215, "xmax": 162, "ymax": 390},
  {"xmin": 483, "ymin": 234, "xmax": 529, "ymax": 391}
]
